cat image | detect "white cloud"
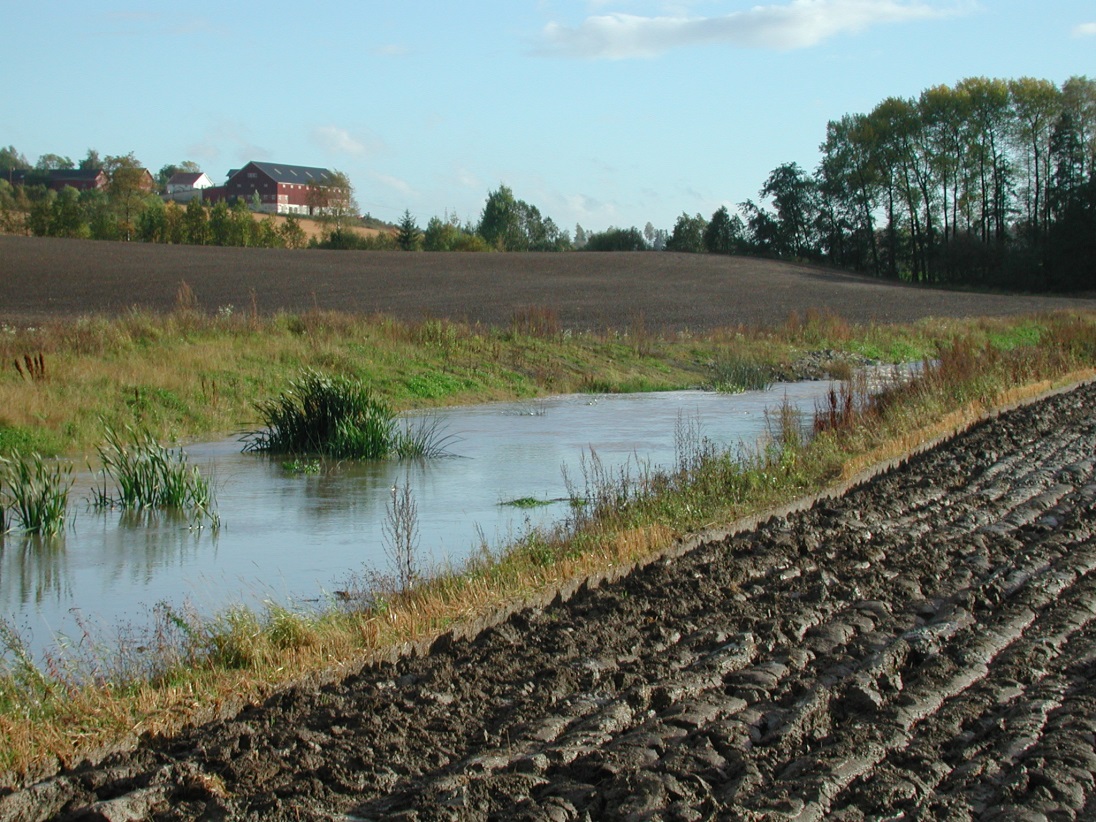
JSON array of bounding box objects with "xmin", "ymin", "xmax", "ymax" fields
[
  {"xmin": 1073, "ymin": 22, "xmax": 1096, "ymax": 37},
  {"xmin": 371, "ymin": 172, "xmax": 417, "ymax": 196},
  {"xmin": 537, "ymin": 0, "xmax": 970, "ymax": 58},
  {"xmin": 311, "ymin": 126, "xmax": 386, "ymax": 158}
]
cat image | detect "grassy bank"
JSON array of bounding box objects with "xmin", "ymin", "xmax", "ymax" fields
[
  {"xmin": 1, "ymin": 308, "xmax": 1095, "ymax": 784},
  {"xmin": 0, "ymin": 299, "xmax": 1029, "ymax": 458}
]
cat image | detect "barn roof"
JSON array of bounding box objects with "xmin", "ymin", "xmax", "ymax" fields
[
  {"xmin": 168, "ymin": 171, "xmax": 207, "ymax": 186},
  {"xmin": 241, "ymin": 161, "xmax": 334, "ymax": 185}
]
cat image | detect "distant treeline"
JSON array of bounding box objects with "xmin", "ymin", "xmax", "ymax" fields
[
  {"xmin": 731, "ymin": 76, "xmax": 1096, "ymax": 292},
  {"xmin": 2, "ymin": 75, "xmax": 1093, "ymax": 291}
]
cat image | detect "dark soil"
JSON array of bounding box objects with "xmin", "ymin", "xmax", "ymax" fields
[
  {"xmin": 3, "ymin": 236, "xmax": 1094, "ymax": 332},
  {"xmin": 4, "ymin": 380, "xmax": 1096, "ymax": 820}
]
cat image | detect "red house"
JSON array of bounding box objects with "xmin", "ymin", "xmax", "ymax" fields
[{"xmin": 213, "ymin": 161, "xmax": 338, "ymax": 215}]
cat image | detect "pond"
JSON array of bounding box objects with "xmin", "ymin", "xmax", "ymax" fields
[{"xmin": 1, "ymin": 378, "xmax": 861, "ymax": 661}]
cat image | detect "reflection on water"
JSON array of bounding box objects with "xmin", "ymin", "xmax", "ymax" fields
[
  {"xmin": 0, "ymin": 533, "xmax": 70, "ymax": 605},
  {"xmin": 1, "ymin": 381, "xmax": 861, "ymax": 658}
]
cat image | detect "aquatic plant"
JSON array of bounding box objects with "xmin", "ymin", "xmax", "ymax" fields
[
  {"xmin": 0, "ymin": 450, "xmax": 72, "ymax": 536},
  {"xmin": 244, "ymin": 369, "xmax": 397, "ymax": 459},
  {"xmin": 708, "ymin": 355, "xmax": 774, "ymax": 393},
  {"xmin": 90, "ymin": 426, "xmax": 216, "ymax": 523},
  {"xmin": 245, "ymin": 370, "xmax": 455, "ymax": 460}
]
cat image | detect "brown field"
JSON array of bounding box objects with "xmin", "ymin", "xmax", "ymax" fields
[{"xmin": 3, "ymin": 235, "xmax": 1093, "ymax": 331}]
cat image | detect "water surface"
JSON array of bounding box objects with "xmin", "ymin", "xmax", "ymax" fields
[{"xmin": 1, "ymin": 380, "xmax": 849, "ymax": 658}]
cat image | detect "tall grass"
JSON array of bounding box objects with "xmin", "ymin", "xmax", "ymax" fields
[
  {"xmin": 244, "ymin": 369, "xmax": 454, "ymax": 459},
  {"xmin": 244, "ymin": 369, "xmax": 396, "ymax": 458},
  {"xmin": 90, "ymin": 426, "xmax": 217, "ymax": 524},
  {"xmin": 0, "ymin": 451, "xmax": 72, "ymax": 536}
]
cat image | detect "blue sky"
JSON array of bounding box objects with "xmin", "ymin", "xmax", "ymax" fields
[{"xmin": 3, "ymin": 1, "xmax": 1094, "ymax": 233}]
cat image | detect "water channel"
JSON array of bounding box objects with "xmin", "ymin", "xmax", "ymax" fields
[{"xmin": 1, "ymin": 378, "xmax": 859, "ymax": 661}]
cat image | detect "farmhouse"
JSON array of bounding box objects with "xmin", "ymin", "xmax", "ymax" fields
[
  {"xmin": 207, "ymin": 161, "xmax": 339, "ymax": 215},
  {"xmin": 165, "ymin": 171, "xmax": 214, "ymax": 202}
]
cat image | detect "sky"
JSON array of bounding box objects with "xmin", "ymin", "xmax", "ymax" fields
[{"xmin": 3, "ymin": 1, "xmax": 1094, "ymax": 234}]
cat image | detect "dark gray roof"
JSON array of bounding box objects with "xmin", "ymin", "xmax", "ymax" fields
[
  {"xmin": 168, "ymin": 171, "xmax": 207, "ymax": 186},
  {"xmin": 240, "ymin": 161, "xmax": 333, "ymax": 185}
]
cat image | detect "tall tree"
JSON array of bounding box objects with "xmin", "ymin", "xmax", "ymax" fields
[
  {"xmin": 703, "ymin": 206, "xmax": 740, "ymax": 254},
  {"xmin": 478, "ymin": 184, "xmax": 522, "ymax": 250},
  {"xmin": 396, "ymin": 210, "xmax": 422, "ymax": 250},
  {"xmin": 308, "ymin": 169, "xmax": 357, "ymax": 232},
  {"xmin": 104, "ymin": 152, "xmax": 152, "ymax": 240},
  {"xmin": 1009, "ymin": 77, "xmax": 1062, "ymax": 244},
  {"xmin": 665, "ymin": 212, "xmax": 707, "ymax": 253},
  {"xmin": 760, "ymin": 162, "xmax": 820, "ymax": 260}
]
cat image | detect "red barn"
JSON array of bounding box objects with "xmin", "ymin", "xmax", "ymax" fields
[
  {"xmin": 216, "ymin": 161, "xmax": 338, "ymax": 215},
  {"xmin": 7, "ymin": 168, "xmax": 109, "ymax": 191}
]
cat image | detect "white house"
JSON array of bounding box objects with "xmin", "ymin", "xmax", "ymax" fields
[{"xmin": 165, "ymin": 171, "xmax": 214, "ymax": 202}]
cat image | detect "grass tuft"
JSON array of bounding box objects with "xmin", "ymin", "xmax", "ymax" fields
[
  {"xmin": 89, "ymin": 426, "xmax": 217, "ymax": 524},
  {"xmin": 0, "ymin": 450, "xmax": 72, "ymax": 536}
]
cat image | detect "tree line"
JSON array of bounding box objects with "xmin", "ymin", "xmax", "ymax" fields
[
  {"xmin": 3, "ymin": 77, "xmax": 1093, "ymax": 292},
  {"xmin": 737, "ymin": 76, "xmax": 1096, "ymax": 291}
]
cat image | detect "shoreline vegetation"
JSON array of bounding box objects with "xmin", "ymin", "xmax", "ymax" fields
[{"xmin": 0, "ymin": 305, "xmax": 1095, "ymax": 787}]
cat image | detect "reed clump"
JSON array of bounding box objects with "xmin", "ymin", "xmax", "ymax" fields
[
  {"xmin": 0, "ymin": 450, "xmax": 72, "ymax": 536},
  {"xmin": 244, "ymin": 369, "xmax": 453, "ymax": 459},
  {"xmin": 89, "ymin": 426, "xmax": 217, "ymax": 524}
]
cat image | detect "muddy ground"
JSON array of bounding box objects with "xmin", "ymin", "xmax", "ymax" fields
[
  {"xmin": 4, "ymin": 235, "xmax": 1095, "ymax": 332},
  {"xmin": 3, "ymin": 379, "xmax": 1095, "ymax": 820}
]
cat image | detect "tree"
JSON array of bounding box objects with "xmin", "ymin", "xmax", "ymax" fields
[
  {"xmin": 184, "ymin": 198, "xmax": 209, "ymax": 245},
  {"xmin": 643, "ymin": 222, "xmax": 669, "ymax": 251},
  {"xmin": 703, "ymin": 206, "xmax": 741, "ymax": 254},
  {"xmin": 35, "ymin": 153, "xmax": 74, "ymax": 171},
  {"xmin": 208, "ymin": 201, "xmax": 231, "ymax": 245},
  {"xmin": 665, "ymin": 212, "xmax": 707, "ymax": 253},
  {"xmin": 79, "ymin": 149, "xmax": 102, "ymax": 171},
  {"xmin": 0, "ymin": 146, "xmax": 30, "ymax": 174},
  {"xmin": 104, "ymin": 152, "xmax": 153, "ymax": 240},
  {"xmin": 476, "ymin": 185, "xmax": 568, "ymax": 251},
  {"xmin": 478, "ymin": 184, "xmax": 522, "ymax": 250},
  {"xmin": 307, "ymin": 170, "xmax": 358, "ymax": 232},
  {"xmin": 50, "ymin": 186, "xmax": 86, "ymax": 238},
  {"xmin": 759, "ymin": 162, "xmax": 820, "ymax": 259},
  {"xmin": 1010, "ymin": 77, "xmax": 1062, "ymax": 244},
  {"xmin": 396, "ymin": 210, "xmax": 422, "ymax": 250},
  {"xmin": 574, "ymin": 223, "xmax": 588, "ymax": 249},
  {"xmin": 279, "ymin": 213, "xmax": 307, "ymax": 249},
  {"xmin": 584, "ymin": 226, "xmax": 647, "ymax": 251}
]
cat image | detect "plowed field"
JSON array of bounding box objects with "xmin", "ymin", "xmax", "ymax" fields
[
  {"xmin": 5, "ymin": 379, "xmax": 1096, "ymax": 820},
  {"xmin": 3, "ymin": 236, "xmax": 1094, "ymax": 331}
]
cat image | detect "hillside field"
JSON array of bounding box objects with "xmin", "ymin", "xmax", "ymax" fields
[{"xmin": 4, "ymin": 235, "xmax": 1094, "ymax": 331}]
